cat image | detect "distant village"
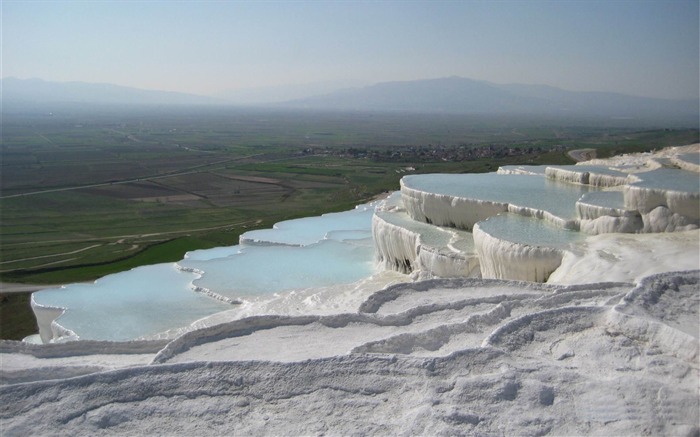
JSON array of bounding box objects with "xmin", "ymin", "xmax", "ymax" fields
[{"xmin": 303, "ymin": 143, "xmax": 568, "ymax": 163}]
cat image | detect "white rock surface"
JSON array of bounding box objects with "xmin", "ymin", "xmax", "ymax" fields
[
  {"xmin": 1, "ymin": 272, "xmax": 697, "ymax": 436},
  {"xmin": 473, "ymin": 223, "xmax": 565, "ymax": 283},
  {"xmin": 548, "ymin": 229, "xmax": 700, "ymax": 284}
]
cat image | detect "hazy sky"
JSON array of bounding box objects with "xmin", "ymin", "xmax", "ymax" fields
[{"xmin": 3, "ymin": 1, "xmax": 699, "ymax": 99}]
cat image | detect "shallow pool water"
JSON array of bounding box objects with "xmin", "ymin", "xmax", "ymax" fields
[
  {"xmin": 629, "ymin": 168, "xmax": 700, "ymax": 192},
  {"xmin": 577, "ymin": 191, "xmax": 626, "ymax": 209},
  {"xmin": 402, "ymin": 173, "xmax": 594, "ymax": 219},
  {"xmin": 32, "ymin": 204, "xmax": 381, "ymax": 342},
  {"xmin": 477, "ymin": 213, "xmax": 585, "ymax": 249},
  {"xmin": 34, "ymin": 264, "xmax": 232, "ymax": 341}
]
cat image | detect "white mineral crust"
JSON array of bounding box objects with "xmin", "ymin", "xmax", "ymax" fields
[
  {"xmin": 2, "ymin": 145, "xmax": 699, "ymax": 436},
  {"xmin": 1, "ymin": 271, "xmax": 698, "ymax": 436}
]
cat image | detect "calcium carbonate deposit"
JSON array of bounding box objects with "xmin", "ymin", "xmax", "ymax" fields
[{"xmin": 1, "ymin": 144, "xmax": 698, "ymax": 436}]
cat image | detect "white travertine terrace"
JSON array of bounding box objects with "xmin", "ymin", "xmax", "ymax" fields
[
  {"xmin": 376, "ymin": 144, "xmax": 699, "ymax": 282},
  {"xmin": 400, "ymin": 172, "xmax": 589, "ymax": 231},
  {"xmin": 2, "ymin": 271, "xmax": 698, "ymax": 436},
  {"xmin": 24, "ymin": 144, "xmax": 700, "ymax": 344},
  {"xmin": 2, "ymin": 146, "xmax": 699, "ymax": 437},
  {"xmin": 400, "ymin": 178, "xmax": 509, "ymax": 230},
  {"xmin": 29, "ymin": 300, "xmax": 73, "ymax": 344},
  {"xmin": 544, "ymin": 165, "xmax": 629, "ymax": 187},
  {"xmin": 576, "ymin": 191, "xmax": 628, "ymax": 219},
  {"xmin": 623, "ymin": 168, "xmax": 700, "ymax": 231},
  {"xmin": 373, "ymin": 206, "xmax": 479, "ymax": 278},
  {"xmin": 473, "ymin": 223, "xmax": 565, "ymax": 282},
  {"xmin": 497, "ymin": 165, "xmax": 547, "ymax": 176},
  {"xmin": 576, "ymin": 191, "xmax": 644, "ymax": 234},
  {"xmin": 671, "ymin": 152, "xmax": 700, "ymax": 172}
]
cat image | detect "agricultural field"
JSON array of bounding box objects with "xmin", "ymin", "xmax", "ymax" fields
[{"xmin": 1, "ymin": 105, "xmax": 697, "ymax": 339}]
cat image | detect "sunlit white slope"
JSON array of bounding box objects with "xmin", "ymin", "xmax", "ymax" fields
[
  {"xmin": 3, "ymin": 271, "xmax": 697, "ymax": 436},
  {"xmin": 549, "ymin": 229, "xmax": 700, "ymax": 284}
]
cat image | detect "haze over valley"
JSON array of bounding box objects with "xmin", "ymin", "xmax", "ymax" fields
[{"xmin": 3, "ymin": 76, "xmax": 699, "ymax": 126}]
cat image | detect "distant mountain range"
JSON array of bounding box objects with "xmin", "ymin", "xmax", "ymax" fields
[
  {"xmin": 280, "ymin": 76, "xmax": 699, "ymax": 122},
  {"xmin": 1, "ymin": 77, "xmax": 219, "ymax": 106},
  {"xmin": 3, "ymin": 76, "xmax": 698, "ymax": 124}
]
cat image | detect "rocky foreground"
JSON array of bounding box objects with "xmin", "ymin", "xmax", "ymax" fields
[{"xmin": 1, "ymin": 270, "xmax": 698, "ymax": 436}]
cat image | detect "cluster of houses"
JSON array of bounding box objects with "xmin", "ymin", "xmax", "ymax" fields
[{"xmin": 304, "ymin": 143, "xmax": 568, "ymax": 163}]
